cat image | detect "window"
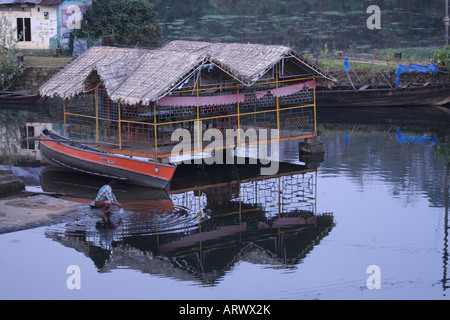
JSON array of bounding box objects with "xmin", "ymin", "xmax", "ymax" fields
[
  {"xmin": 20, "ymin": 125, "xmax": 35, "ymax": 150},
  {"xmin": 17, "ymin": 18, "xmax": 31, "ymax": 42}
]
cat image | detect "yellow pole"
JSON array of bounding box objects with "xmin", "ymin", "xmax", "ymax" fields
[
  {"xmin": 95, "ymin": 88, "xmax": 99, "ymax": 143},
  {"xmin": 118, "ymin": 103, "xmax": 122, "ymax": 150},
  {"xmin": 313, "ymin": 77, "xmax": 317, "ymax": 136},
  {"xmin": 153, "ymin": 103, "xmax": 158, "ymax": 153},
  {"xmin": 315, "ymin": 169, "xmax": 318, "ymax": 218},
  {"xmin": 237, "ymin": 88, "xmax": 241, "ymax": 145},
  {"xmin": 199, "ymin": 224, "xmax": 203, "ymax": 261},
  {"xmin": 275, "ymin": 64, "xmax": 280, "ymax": 140},
  {"xmin": 239, "ymin": 182, "xmax": 242, "ymax": 224},
  {"xmin": 63, "ymin": 99, "xmax": 67, "ymax": 137},
  {"xmin": 198, "ymin": 187, "xmax": 202, "ymax": 217},
  {"xmin": 278, "ymin": 175, "xmax": 281, "ymax": 218},
  {"xmin": 196, "ymin": 73, "xmax": 200, "ymax": 154}
]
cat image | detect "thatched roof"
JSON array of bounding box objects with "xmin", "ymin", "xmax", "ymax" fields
[{"xmin": 39, "ymin": 40, "xmax": 335, "ymax": 106}]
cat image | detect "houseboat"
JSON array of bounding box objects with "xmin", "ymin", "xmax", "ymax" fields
[{"xmin": 38, "ymin": 40, "xmax": 335, "ymax": 188}]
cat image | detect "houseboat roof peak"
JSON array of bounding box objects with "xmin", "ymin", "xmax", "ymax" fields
[{"xmin": 39, "ymin": 40, "xmax": 336, "ymax": 106}]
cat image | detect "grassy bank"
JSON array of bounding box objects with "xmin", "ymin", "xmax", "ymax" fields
[
  {"xmin": 316, "ymin": 47, "xmax": 437, "ymax": 71},
  {"xmin": 23, "ymin": 55, "xmax": 73, "ymax": 67}
]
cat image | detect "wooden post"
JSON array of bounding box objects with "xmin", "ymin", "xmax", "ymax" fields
[{"xmin": 346, "ymin": 70, "xmax": 356, "ymax": 91}]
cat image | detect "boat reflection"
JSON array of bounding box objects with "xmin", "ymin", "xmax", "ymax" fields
[
  {"xmin": 40, "ymin": 167, "xmax": 173, "ymax": 212},
  {"xmin": 442, "ymin": 162, "xmax": 450, "ymax": 293},
  {"xmin": 43, "ymin": 162, "xmax": 334, "ymax": 285}
]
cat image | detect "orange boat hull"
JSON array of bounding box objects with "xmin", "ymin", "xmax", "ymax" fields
[{"xmin": 38, "ymin": 130, "xmax": 176, "ymax": 189}]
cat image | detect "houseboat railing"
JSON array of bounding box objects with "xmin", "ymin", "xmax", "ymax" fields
[{"xmin": 62, "ymin": 76, "xmax": 317, "ymax": 159}]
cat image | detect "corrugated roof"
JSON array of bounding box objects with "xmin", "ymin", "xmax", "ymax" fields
[
  {"xmin": 39, "ymin": 40, "xmax": 336, "ymax": 106},
  {"xmin": 39, "ymin": 0, "xmax": 65, "ymax": 5},
  {"xmin": 0, "ymin": 0, "xmax": 65, "ymax": 5}
]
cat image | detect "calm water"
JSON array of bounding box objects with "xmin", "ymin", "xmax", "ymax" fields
[
  {"xmin": 1, "ymin": 118, "xmax": 449, "ymax": 300},
  {"xmin": 154, "ymin": 0, "xmax": 446, "ymax": 54}
]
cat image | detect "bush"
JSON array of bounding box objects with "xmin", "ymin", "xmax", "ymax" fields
[
  {"xmin": 432, "ymin": 46, "xmax": 450, "ymax": 67},
  {"xmin": 0, "ymin": 14, "xmax": 25, "ymax": 91},
  {"xmin": 71, "ymin": 0, "xmax": 161, "ymax": 48}
]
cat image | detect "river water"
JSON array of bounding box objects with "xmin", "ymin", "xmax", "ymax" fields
[
  {"xmin": 0, "ymin": 107, "xmax": 449, "ymax": 300},
  {"xmin": 154, "ymin": 0, "xmax": 446, "ymax": 54}
]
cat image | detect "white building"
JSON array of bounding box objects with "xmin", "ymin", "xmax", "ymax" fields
[{"xmin": 0, "ymin": 0, "xmax": 91, "ymax": 52}]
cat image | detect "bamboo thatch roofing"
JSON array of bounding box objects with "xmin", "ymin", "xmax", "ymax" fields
[{"xmin": 39, "ymin": 40, "xmax": 335, "ymax": 106}]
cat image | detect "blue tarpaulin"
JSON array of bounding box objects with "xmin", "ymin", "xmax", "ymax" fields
[
  {"xmin": 395, "ymin": 127, "xmax": 438, "ymax": 146},
  {"xmin": 395, "ymin": 63, "xmax": 438, "ymax": 86},
  {"xmin": 343, "ymin": 56, "xmax": 351, "ymax": 72},
  {"xmin": 344, "ymin": 134, "xmax": 351, "ymax": 149}
]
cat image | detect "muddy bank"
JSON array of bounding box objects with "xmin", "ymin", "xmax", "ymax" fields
[
  {"xmin": 0, "ymin": 169, "xmax": 25, "ymax": 198},
  {"xmin": 0, "ymin": 193, "xmax": 92, "ymax": 234}
]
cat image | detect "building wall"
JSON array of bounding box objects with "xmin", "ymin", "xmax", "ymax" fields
[
  {"xmin": 1, "ymin": 4, "xmax": 58, "ymax": 51},
  {"xmin": 0, "ymin": 121, "xmax": 56, "ymax": 164},
  {"xmin": 0, "ymin": 0, "xmax": 92, "ymax": 52},
  {"xmin": 18, "ymin": 122, "xmax": 54, "ymax": 162}
]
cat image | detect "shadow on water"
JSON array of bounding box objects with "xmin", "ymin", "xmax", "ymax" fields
[{"xmin": 41, "ymin": 161, "xmax": 334, "ymax": 286}]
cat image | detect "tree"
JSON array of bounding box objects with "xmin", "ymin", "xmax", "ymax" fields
[
  {"xmin": 72, "ymin": 0, "xmax": 161, "ymax": 48},
  {"xmin": 432, "ymin": 46, "xmax": 450, "ymax": 67},
  {"xmin": 0, "ymin": 13, "xmax": 25, "ymax": 91}
]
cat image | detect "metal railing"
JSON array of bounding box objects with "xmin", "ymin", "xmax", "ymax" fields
[{"xmin": 63, "ymin": 76, "xmax": 317, "ymax": 158}]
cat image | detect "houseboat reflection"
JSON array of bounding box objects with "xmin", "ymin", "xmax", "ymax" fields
[{"xmin": 44, "ymin": 162, "xmax": 334, "ymax": 285}]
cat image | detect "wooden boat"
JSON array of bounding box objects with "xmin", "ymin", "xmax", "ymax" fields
[
  {"xmin": 38, "ymin": 129, "xmax": 177, "ymax": 189},
  {"xmin": 0, "ymin": 91, "xmax": 41, "ymax": 105},
  {"xmin": 316, "ymin": 82, "xmax": 450, "ymax": 108}
]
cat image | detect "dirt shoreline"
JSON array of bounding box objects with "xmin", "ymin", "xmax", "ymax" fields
[{"xmin": 0, "ymin": 192, "xmax": 92, "ymax": 234}]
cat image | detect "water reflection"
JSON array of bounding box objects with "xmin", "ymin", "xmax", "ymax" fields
[
  {"xmin": 318, "ymin": 124, "xmax": 450, "ymax": 208},
  {"xmin": 443, "ymin": 163, "xmax": 450, "ymax": 292},
  {"xmin": 316, "ymin": 122, "xmax": 450, "ymax": 296},
  {"xmin": 42, "ymin": 163, "xmax": 334, "ymax": 285},
  {"xmin": 4, "ymin": 110, "xmax": 450, "ymax": 297}
]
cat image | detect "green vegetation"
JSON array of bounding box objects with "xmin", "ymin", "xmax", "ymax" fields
[
  {"xmin": 432, "ymin": 46, "xmax": 450, "ymax": 67},
  {"xmin": 71, "ymin": 0, "xmax": 161, "ymax": 47},
  {"xmin": 316, "ymin": 45, "xmax": 437, "ymax": 71},
  {"xmin": 382, "ymin": 48, "xmax": 436, "ymax": 62},
  {"xmin": 0, "ymin": 14, "xmax": 25, "ymax": 90},
  {"xmin": 318, "ymin": 58, "xmax": 397, "ymax": 71},
  {"xmin": 23, "ymin": 56, "xmax": 72, "ymax": 67}
]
